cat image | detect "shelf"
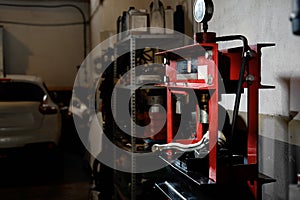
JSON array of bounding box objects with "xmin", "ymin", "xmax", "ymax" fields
[
  {"xmin": 115, "ymin": 140, "xmax": 149, "ymax": 153},
  {"xmin": 115, "ymin": 33, "xmax": 185, "ymax": 52},
  {"xmin": 120, "ymin": 33, "xmax": 184, "ymax": 41},
  {"xmin": 158, "ymin": 82, "xmax": 216, "ymax": 90},
  {"xmin": 154, "ymin": 181, "xmax": 198, "ymax": 200},
  {"xmin": 156, "ymin": 43, "xmax": 217, "ymax": 60},
  {"xmin": 116, "ymin": 83, "xmax": 165, "ymax": 90},
  {"xmin": 159, "ymin": 155, "xmax": 214, "ymax": 186}
]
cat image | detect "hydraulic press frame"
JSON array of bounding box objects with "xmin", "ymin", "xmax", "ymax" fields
[{"xmin": 155, "ymin": 35, "xmax": 276, "ymax": 199}]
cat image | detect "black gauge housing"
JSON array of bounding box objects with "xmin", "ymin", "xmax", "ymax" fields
[{"xmin": 193, "ymin": 0, "xmax": 214, "ymax": 23}]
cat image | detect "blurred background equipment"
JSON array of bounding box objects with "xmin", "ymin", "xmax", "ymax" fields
[{"xmin": 291, "ymin": 0, "xmax": 300, "ymax": 35}]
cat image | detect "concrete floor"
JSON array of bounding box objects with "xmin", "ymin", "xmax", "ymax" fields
[
  {"xmin": 0, "ymin": 111, "xmax": 93, "ymax": 200},
  {"xmin": 0, "ymin": 148, "xmax": 92, "ymax": 200}
]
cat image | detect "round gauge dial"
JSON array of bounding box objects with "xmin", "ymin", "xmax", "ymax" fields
[
  {"xmin": 194, "ymin": 0, "xmax": 206, "ymax": 23},
  {"xmin": 193, "ymin": 0, "xmax": 214, "ymax": 23}
]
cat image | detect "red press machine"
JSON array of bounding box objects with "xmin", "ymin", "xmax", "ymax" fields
[{"xmin": 152, "ymin": 0, "xmax": 276, "ymax": 199}]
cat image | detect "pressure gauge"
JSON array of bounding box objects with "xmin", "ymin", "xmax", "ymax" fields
[{"xmin": 193, "ymin": 0, "xmax": 214, "ymax": 23}]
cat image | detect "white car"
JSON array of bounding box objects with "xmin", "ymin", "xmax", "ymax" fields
[{"xmin": 0, "ymin": 75, "xmax": 61, "ymax": 151}]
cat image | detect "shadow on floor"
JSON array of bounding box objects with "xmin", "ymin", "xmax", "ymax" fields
[{"xmin": 0, "ymin": 145, "xmax": 92, "ymax": 200}]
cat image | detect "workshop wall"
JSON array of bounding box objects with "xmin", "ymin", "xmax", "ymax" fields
[
  {"xmin": 0, "ymin": 0, "xmax": 89, "ymax": 89},
  {"xmin": 210, "ymin": 0, "xmax": 300, "ymax": 117},
  {"xmin": 209, "ymin": 1, "xmax": 300, "ymax": 199}
]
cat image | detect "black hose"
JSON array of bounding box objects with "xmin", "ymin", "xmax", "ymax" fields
[
  {"xmin": 216, "ymin": 35, "xmax": 251, "ymax": 53},
  {"xmin": 0, "ymin": 20, "xmax": 83, "ymax": 27},
  {"xmin": 229, "ymin": 56, "xmax": 249, "ymax": 145},
  {"xmin": 0, "ymin": 3, "xmax": 88, "ymax": 59},
  {"xmin": 215, "ymin": 35, "xmax": 252, "ymax": 148}
]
